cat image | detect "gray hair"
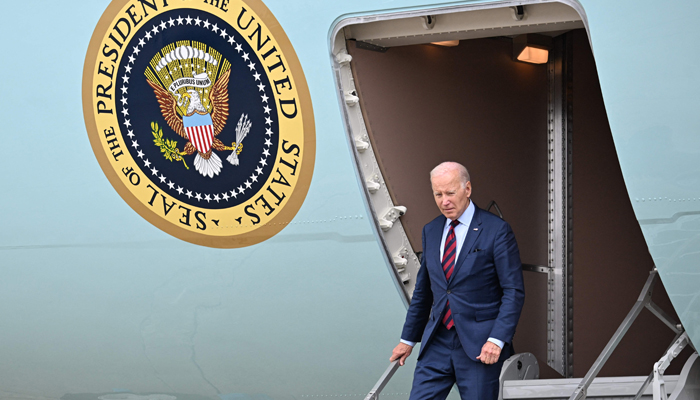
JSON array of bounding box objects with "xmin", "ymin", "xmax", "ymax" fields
[{"xmin": 430, "ymin": 162, "xmax": 470, "ymax": 188}]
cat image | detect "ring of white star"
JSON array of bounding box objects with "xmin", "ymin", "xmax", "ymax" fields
[{"xmin": 118, "ymin": 15, "xmax": 276, "ymax": 205}]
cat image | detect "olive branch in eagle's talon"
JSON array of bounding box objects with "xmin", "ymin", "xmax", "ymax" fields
[{"xmin": 151, "ymin": 122, "xmax": 189, "ymax": 170}]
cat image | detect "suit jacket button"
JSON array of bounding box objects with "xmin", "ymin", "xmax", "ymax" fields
[{"xmin": 447, "ymin": 290, "xmax": 452, "ymax": 294}]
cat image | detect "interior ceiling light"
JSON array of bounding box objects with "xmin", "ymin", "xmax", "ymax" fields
[
  {"xmin": 513, "ymin": 34, "xmax": 552, "ymax": 64},
  {"xmin": 432, "ymin": 40, "xmax": 459, "ymax": 47}
]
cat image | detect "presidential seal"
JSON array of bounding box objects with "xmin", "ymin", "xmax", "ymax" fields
[{"xmin": 83, "ymin": 0, "xmax": 315, "ymax": 248}]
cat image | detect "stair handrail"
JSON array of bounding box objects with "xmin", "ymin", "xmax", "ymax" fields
[
  {"xmin": 569, "ymin": 268, "xmax": 688, "ymax": 400},
  {"xmin": 364, "ymin": 360, "xmax": 401, "ymax": 400}
]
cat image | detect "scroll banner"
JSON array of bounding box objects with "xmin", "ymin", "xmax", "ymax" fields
[{"xmin": 169, "ymin": 76, "xmax": 212, "ymax": 93}]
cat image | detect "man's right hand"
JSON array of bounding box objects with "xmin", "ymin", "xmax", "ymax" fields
[{"xmin": 390, "ymin": 342, "xmax": 413, "ymax": 366}]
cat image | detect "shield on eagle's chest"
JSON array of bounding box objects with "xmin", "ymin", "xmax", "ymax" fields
[{"xmin": 183, "ymin": 113, "xmax": 215, "ymax": 153}]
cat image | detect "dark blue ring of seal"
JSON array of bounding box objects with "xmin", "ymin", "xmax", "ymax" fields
[{"xmin": 116, "ymin": 9, "xmax": 279, "ymax": 210}]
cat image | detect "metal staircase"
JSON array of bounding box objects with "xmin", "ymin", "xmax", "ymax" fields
[{"xmin": 364, "ymin": 269, "xmax": 700, "ymax": 400}]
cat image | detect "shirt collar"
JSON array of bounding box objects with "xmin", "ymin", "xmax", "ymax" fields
[{"xmin": 444, "ymin": 199, "xmax": 475, "ymax": 229}]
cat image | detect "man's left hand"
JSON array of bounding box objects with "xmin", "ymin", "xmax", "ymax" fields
[{"xmin": 476, "ymin": 341, "xmax": 501, "ymax": 364}]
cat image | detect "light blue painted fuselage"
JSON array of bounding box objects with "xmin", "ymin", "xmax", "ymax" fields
[{"xmin": 1, "ymin": 0, "xmax": 699, "ymax": 399}]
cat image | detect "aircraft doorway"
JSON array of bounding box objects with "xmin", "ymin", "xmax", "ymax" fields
[{"xmin": 332, "ymin": 2, "xmax": 690, "ymax": 380}]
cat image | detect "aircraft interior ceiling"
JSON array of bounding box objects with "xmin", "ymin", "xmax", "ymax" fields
[{"xmin": 342, "ymin": 25, "xmax": 691, "ymax": 379}]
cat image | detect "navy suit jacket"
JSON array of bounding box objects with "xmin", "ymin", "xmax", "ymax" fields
[{"xmin": 401, "ymin": 205, "xmax": 525, "ymax": 361}]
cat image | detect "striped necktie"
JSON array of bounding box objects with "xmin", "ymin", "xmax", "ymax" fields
[{"xmin": 441, "ymin": 219, "xmax": 460, "ymax": 330}]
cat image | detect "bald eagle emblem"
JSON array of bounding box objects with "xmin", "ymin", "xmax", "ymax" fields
[{"xmin": 148, "ymin": 70, "xmax": 246, "ymax": 178}]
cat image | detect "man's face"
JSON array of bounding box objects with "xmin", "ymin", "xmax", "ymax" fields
[{"xmin": 431, "ymin": 170, "xmax": 471, "ymax": 220}]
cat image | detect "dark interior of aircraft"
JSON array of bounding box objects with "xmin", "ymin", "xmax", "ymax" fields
[{"xmin": 345, "ymin": 28, "xmax": 690, "ymax": 379}]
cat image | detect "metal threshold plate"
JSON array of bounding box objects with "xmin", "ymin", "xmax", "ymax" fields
[{"xmin": 502, "ymin": 375, "xmax": 679, "ymax": 399}]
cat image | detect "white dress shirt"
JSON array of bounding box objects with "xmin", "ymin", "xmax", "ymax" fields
[{"xmin": 401, "ymin": 200, "xmax": 504, "ymax": 349}]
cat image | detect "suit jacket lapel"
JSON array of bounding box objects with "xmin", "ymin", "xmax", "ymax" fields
[
  {"xmin": 450, "ymin": 206, "xmax": 483, "ymax": 284},
  {"xmin": 430, "ymin": 215, "xmax": 447, "ymax": 283}
]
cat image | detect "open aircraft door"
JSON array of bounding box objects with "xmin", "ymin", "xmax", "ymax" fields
[{"xmin": 331, "ymin": 1, "xmax": 700, "ymax": 398}]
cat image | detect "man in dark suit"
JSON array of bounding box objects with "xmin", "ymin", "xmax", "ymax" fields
[{"xmin": 390, "ymin": 162, "xmax": 525, "ymax": 400}]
